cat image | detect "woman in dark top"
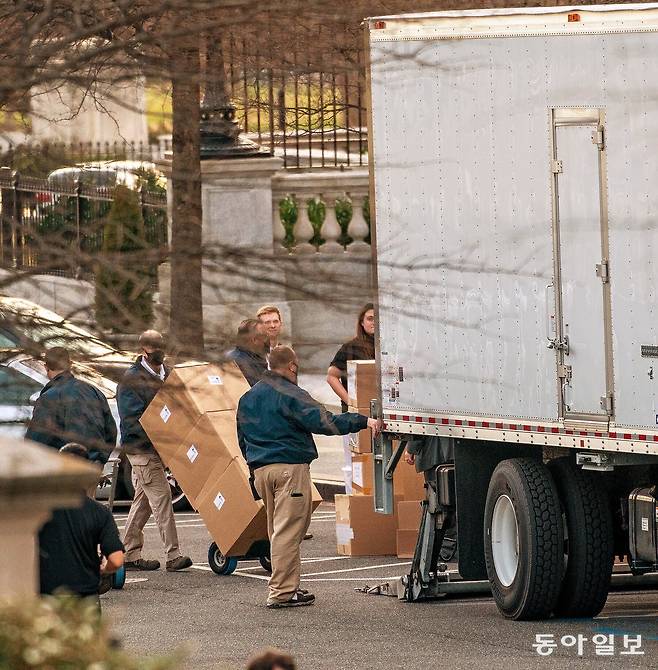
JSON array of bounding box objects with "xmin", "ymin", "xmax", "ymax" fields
[{"xmin": 326, "ymin": 303, "xmax": 375, "ymax": 492}]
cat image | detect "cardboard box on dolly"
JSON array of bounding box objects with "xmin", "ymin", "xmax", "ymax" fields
[{"xmin": 140, "ymin": 361, "xmax": 323, "ymax": 566}]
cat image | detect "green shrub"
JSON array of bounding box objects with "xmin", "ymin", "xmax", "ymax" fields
[
  {"xmin": 0, "ymin": 595, "xmax": 182, "ymax": 669},
  {"xmin": 95, "ymin": 185, "xmax": 154, "ymax": 332}
]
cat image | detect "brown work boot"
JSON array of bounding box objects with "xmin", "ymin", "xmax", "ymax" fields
[
  {"xmin": 166, "ymin": 556, "xmax": 193, "ymax": 572},
  {"xmin": 124, "ymin": 558, "xmax": 160, "ymax": 571}
]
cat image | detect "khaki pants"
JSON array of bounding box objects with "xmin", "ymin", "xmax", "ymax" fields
[
  {"xmin": 123, "ymin": 453, "xmax": 181, "ymax": 562},
  {"xmin": 254, "ymin": 463, "xmax": 312, "ymax": 604}
]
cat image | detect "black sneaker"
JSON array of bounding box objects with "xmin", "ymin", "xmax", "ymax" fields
[
  {"xmin": 267, "ymin": 591, "xmax": 315, "ymax": 609},
  {"xmin": 125, "ymin": 558, "xmax": 160, "ymax": 571},
  {"xmin": 166, "ymin": 556, "xmax": 193, "ymax": 572}
]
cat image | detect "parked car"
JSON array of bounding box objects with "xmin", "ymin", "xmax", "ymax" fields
[
  {"xmin": 0, "ymin": 296, "xmax": 134, "ymax": 382},
  {"xmin": 0, "ymin": 354, "xmax": 189, "ymax": 511},
  {"xmin": 47, "ymin": 160, "xmax": 166, "ymax": 192}
]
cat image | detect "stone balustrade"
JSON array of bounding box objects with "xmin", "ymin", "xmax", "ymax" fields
[{"xmin": 271, "ymin": 168, "xmax": 370, "ymax": 254}]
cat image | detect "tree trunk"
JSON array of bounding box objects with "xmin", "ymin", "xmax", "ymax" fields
[{"xmin": 169, "ymin": 32, "xmax": 204, "ymax": 356}]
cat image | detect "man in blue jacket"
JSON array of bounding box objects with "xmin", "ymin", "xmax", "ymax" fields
[
  {"xmin": 226, "ymin": 318, "xmax": 269, "ymax": 386},
  {"xmin": 237, "ymin": 345, "xmax": 381, "ymax": 609},
  {"xmin": 118, "ymin": 330, "xmax": 192, "ymax": 573},
  {"xmin": 26, "ymin": 347, "xmax": 117, "ymax": 463}
]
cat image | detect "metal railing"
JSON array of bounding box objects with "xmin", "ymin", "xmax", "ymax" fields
[
  {"xmin": 0, "ymin": 170, "xmax": 167, "ymax": 279},
  {"xmin": 226, "ymin": 35, "xmax": 367, "ymax": 169}
]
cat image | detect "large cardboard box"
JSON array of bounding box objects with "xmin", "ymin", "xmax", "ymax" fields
[
  {"xmin": 396, "ymin": 529, "xmax": 418, "ymax": 559},
  {"xmin": 335, "ymin": 494, "xmax": 399, "ymax": 556},
  {"xmin": 346, "ymin": 360, "xmax": 377, "ymax": 408},
  {"xmin": 165, "ymin": 411, "xmax": 244, "ymax": 505},
  {"xmin": 397, "ymin": 500, "xmax": 423, "ymax": 530},
  {"xmin": 351, "ymin": 452, "xmax": 373, "ymax": 495},
  {"xmin": 140, "ymin": 361, "xmax": 250, "ymax": 460},
  {"xmin": 196, "ymin": 459, "xmax": 268, "ymax": 557}
]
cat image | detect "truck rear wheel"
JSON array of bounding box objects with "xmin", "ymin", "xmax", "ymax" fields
[
  {"xmin": 548, "ymin": 457, "xmax": 614, "ymax": 618},
  {"xmin": 484, "ymin": 458, "xmax": 563, "ymax": 620}
]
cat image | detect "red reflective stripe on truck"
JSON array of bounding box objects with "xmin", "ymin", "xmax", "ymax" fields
[
  {"xmin": 441, "ymin": 418, "xmax": 449, "ymax": 425},
  {"xmin": 428, "ymin": 417, "xmax": 436, "ymax": 424}
]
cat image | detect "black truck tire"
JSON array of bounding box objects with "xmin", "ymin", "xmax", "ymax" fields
[
  {"xmin": 548, "ymin": 456, "xmax": 614, "ymax": 618},
  {"xmin": 484, "ymin": 458, "xmax": 564, "ymax": 620}
]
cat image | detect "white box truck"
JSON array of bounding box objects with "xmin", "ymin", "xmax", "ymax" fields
[{"xmin": 366, "ymin": 4, "xmax": 658, "ymax": 620}]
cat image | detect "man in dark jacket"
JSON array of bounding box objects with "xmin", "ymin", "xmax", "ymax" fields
[
  {"xmin": 117, "ymin": 330, "xmax": 192, "ymax": 573},
  {"xmin": 26, "ymin": 347, "xmax": 117, "ymax": 463},
  {"xmin": 226, "ymin": 318, "xmax": 269, "ymax": 386},
  {"xmin": 237, "ymin": 345, "xmax": 381, "ymax": 609}
]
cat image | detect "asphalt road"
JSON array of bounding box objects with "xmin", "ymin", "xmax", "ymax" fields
[{"xmin": 104, "ymin": 504, "xmax": 658, "ymax": 670}]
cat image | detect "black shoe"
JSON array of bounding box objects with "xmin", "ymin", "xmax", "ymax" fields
[
  {"xmin": 303, "ymin": 533, "xmax": 313, "ymax": 541},
  {"xmin": 124, "ymin": 558, "xmax": 160, "ymax": 571},
  {"xmin": 166, "ymin": 556, "xmax": 193, "ymax": 572},
  {"xmin": 267, "ymin": 590, "xmax": 315, "ymax": 609},
  {"xmin": 98, "ymin": 575, "xmax": 112, "ymax": 595}
]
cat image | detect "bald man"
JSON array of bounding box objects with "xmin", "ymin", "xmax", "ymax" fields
[{"xmin": 117, "ymin": 330, "xmax": 192, "ymax": 573}]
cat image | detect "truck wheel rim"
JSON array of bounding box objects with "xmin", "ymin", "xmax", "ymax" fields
[{"xmin": 491, "ymin": 494, "xmax": 519, "ymax": 587}]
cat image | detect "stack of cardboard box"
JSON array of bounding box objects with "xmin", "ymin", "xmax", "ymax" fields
[
  {"xmin": 140, "ymin": 362, "xmax": 323, "ymax": 559},
  {"xmin": 335, "ymin": 360, "xmax": 425, "ymax": 557},
  {"xmin": 140, "ymin": 362, "xmax": 269, "ymax": 557}
]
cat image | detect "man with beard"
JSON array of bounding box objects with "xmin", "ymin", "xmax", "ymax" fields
[{"xmin": 117, "ymin": 330, "xmax": 192, "ymax": 572}]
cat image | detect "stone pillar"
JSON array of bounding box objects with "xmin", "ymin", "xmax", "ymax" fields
[
  {"xmin": 0, "ymin": 437, "xmax": 100, "ymax": 598},
  {"xmin": 158, "ymin": 155, "xmax": 292, "ymax": 350}
]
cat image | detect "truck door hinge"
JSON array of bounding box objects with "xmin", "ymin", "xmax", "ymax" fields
[
  {"xmin": 551, "ymin": 159, "xmax": 563, "ymax": 174},
  {"xmin": 591, "ymin": 127, "xmax": 605, "ymax": 150},
  {"xmin": 600, "ymin": 392, "xmax": 614, "ymax": 415},
  {"xmin": 595, "ymin": 260, "xmax": 610, "ymax": 283},
  {"xmin": 558, "ymin": 364, "xmax": 572, "ymax": 380}
]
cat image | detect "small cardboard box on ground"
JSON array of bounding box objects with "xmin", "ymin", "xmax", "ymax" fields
[
  {"xmin": 335, "ymin": 494, "xmax": 400, "ymax": 556},
  {"xmin": 351, "ymin": 452, "xmax": 373, "ymax": 495}
]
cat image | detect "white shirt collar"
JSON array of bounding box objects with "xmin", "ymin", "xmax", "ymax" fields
[{"xmin": 141, "ymin": 357, "xmax": 165, "ymax": 380}]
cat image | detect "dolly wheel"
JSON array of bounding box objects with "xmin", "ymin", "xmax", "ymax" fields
[
  {"xmin": 208, "ymin": 542, "xmax": 238, "ymax": 575},
  {"xmin": 111, "ymin": 564, "xmax": 126, "ymax": 590},
  {"xmin": 259, "ymin": 555, "xmax": 272, "ymax": 573}
]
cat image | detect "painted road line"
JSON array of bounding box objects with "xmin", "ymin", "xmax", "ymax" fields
[
  {"xmin": 302, "ymin": 561, "xmax": 411, "ymax": 577},
  {"xmin": 190, "ymin": 564, "xmax": 270, "ymax": 581},
  {"xmin": 117, "ymin": 523, "xmax": 208, "ymax": 530},
  {"xmin": 235, "ymin": 556, "xmax": 350, "ymax": 572}
]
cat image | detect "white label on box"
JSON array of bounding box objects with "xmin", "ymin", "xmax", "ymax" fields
[
  {"xmin": 335, "ymin": 522, "xmax": 355, "ymax": 544},
  {"xmin": 214, "ymin": 492, "xmax": 225, "ymax": 511},
  {"xmin": 352, "ymin": 461, "xmax": 364, "ymax": 488},
  {"xmin": 208, "ymin": 375, "xmax": 223, "ymax": 385},
  {"xmin": 160, "ymin": 405, "xmax": 171, "ymax": 423},
  {"xmin": 186, "ymin": 445, "xmax": 199, "ymax": 463},
  {"xmin": 642, "ymin": 517, "xmax": 649, "ymax": 532}
]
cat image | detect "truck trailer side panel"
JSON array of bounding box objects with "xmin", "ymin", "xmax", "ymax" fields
[{"xmin": 369, "ymin": 8, "xmax": 658, "ymax": 452}]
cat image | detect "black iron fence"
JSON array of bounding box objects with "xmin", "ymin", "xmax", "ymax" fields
[
  {"xmin": 222, "ymin": 32, "xmax": 367, "ymax": 169},
  {"xmin": 0, "ymin": 169, "xmax": 167, "ymax": 279}
]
